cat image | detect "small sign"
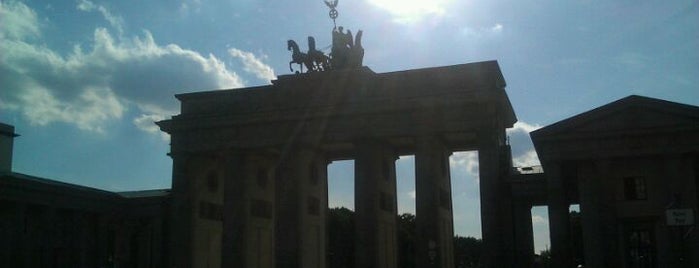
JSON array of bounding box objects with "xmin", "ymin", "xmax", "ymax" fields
[{"xmin": 666, "ymin": 209, "xmax": 694, "ymax": 226}]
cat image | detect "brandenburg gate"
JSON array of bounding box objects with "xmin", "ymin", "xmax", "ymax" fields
[{"xmin": 158, "ymin": 60, "xmax": 519, "ymax": 268}]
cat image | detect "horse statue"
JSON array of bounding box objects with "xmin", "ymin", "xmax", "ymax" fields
[
  {"xmin": 307, "ymin": 36, "xmax": 330, "ymax": 71},
  {"xmin": 287, "ymin": 40, "xmax": 313, "ymax": 73}
]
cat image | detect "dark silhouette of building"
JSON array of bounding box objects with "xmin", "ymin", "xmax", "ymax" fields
[
  {"xmin": 0, "ymin": 123, "xmax": 170, "ymax": 267},
  {"xmin": 529, "ymin": 95, "xmax": 699, "ymax": 268},
  {"xmin": 1, "ymin": 68, "xmax": 698, "ymax": 268}
]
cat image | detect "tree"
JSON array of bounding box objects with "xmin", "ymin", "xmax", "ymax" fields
[
  {"xmin": 453, "ymin": 236, "xmax": 482, "ymax": 268},
  {"xmin": 327, "ymin": 210, "xmax": 483, "ymax": 268},
  {"xmin": 397, "ymin": 213, "xmax": 416, "ymax": 268},
  {"xmin": 535, "ymin": 249, "xmax": 552, "ymax": 268},
  {"xmin": 327, "ymin": 207, "xmax": 354, "ymax": 268}
]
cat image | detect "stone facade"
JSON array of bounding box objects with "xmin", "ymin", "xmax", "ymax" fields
[
  {"xmin": 157, "ymin": 61, "xmax": 517, "ymax": 268},
  {"xmin": 2, "ymin": 61, "xmax": 698, "ymax": 268},
  {"xmin": 1, "ymin": 121, "xmax": 170, "ymax": 267},
  {"xmin": 0, "ymin": 172, "xmax": 170, "ymax": 267},
  {"xmin": 531, "ymin": 95, "xmax": 699, "ymax": 268}
]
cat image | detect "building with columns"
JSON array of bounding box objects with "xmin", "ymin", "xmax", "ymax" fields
[
  {"xmin": 2, "ymin": 63, "xmax": 698, "ymax": 268},
  {"xmin": 530, "ymin": 95, "xmax": 699, "ymax": 268},
  {"xmin": 156, "ymin": 61, "xmax": 518, "ymax": 268}
]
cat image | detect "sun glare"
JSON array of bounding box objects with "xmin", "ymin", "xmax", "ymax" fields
[{"xmin": 367, "ymin": 0, "xmax": 453, "ymax": 23}]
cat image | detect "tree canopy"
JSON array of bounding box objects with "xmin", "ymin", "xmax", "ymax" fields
[{"xmin": 327, "ymin": 208, "xmax": 482, "ymax": 268}]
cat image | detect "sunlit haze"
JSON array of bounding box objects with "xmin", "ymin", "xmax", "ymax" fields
[
  {"xmin": 1, "ymin": 0, "xmax": 697, "ymax": 254},
  {"xmin": 367, "ymin": 0, "xmax": 453, "ymax": 23}
]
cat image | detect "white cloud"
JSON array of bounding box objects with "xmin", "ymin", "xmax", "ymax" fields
[
  {"xmin": 17, "ymin": 87, "xmax": 123, "ymax": 133},
  {"xmin": 0, "ymin": 0, "xmax": 40, "ymax": 40},
  {"xmin": 531, "ymin": 215, "xmax": 548, "ymax": 225},
  {"xmin": 450, "ymin": 151, "xmax": 479, "ymax": 178},
  {"xmin": 512, "ymin": 150, "xmax": 541, "ymax": 167},
  {"xmin": 461, "ymin": 23, "xmax": 505, "ymax": 38},
  {"xmin": 408, "ymin": 190, "xmax": 416, "ymax": 199},
  {"xmin": 507, "ymin": 121, "xmax": 541, "ymax": 134},
  {"xmin": 133, "ymin": 114, "xmax": 169, "ymax": 140},
  {"xmin": 490, "ymin": 23, "xmax": 503, "ymax": 33},
  {"xmin": 507, "ymin": 121, "xmax": 542, "ymax": 167},
  {"xmin": 228, "ymin": 48, "xmax": 276, "ymax": 82},
  {"xmin": 368, "ymin": 0, "xmax": 452, "ymax": 24},
  {"xmin": 0, "ymin": 1, "xmax": 248, "ymax": 134},
  {"xmin": 77, "ymin": 0, "xmax": 124, "ymax": 35}
]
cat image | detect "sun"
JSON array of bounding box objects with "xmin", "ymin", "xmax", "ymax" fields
[{"xmin": 367, "ymin": 0, "xmax": 453, "ymax": 23}]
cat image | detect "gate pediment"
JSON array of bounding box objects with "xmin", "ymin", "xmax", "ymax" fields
[
  {"xmin": 532, "ymin": 95, "xmax": 699, "ymax": 139},
  {"xmin": 531, "ymin": 95, "xmax": 699, "ymax": 161}
]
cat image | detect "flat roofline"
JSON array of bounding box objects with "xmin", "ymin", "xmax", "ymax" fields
[
  {"xmin": 0, "ymin": 122, "xmax": 19, "ymax": 137},
  {"xmin": 175, "ymin": 84, "xmax": 275, "ymax": 101}
]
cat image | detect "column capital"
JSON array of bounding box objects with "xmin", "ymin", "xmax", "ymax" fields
[
  {"xmin": 477, "ymin": 128, "xmax": 506, "ymax": 148},
  {"xmin": 167, "ymin": 150, "xmax": 192, "ymax": 160},
  {"xmin": 353, "ymin": 138, "xmax": 398, "ymax": 156},
  {"xmin": 415, "ymin": 134, "xmax": 451, "ymax": 153}
]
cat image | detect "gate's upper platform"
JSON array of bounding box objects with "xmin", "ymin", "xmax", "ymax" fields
[{"xmin": 158, "ymin": 60, "xmax": 517, "ymax": 156}]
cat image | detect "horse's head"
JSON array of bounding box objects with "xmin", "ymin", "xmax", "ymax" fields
[{"xmin": 287, "ymin": 40, "xmax": 295, "ymax": 51}]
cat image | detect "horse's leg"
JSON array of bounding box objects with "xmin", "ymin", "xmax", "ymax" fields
[{"xmin": 289, "ymin": 61, "xmax": 293, "ymax": 72}]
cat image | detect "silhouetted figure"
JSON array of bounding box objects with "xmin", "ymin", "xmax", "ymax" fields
[
  {"xmin": 329, "ymin": 26, "xmax": 364, "ymax": 70},
  {"xmin": 348, "ymin": 30, "xmax": 364, "ymax": 68},
  {"xmin": 345, "ymin": 29, "xmax": 354, "ymax": 48},
  {"xmin": 331, "ymin": 26, "xmax": 349, "ymax": 69}
]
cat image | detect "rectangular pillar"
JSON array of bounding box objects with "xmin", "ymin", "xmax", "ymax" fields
[
  {"xmin": 222, "ymin": 152, "xmax": 277, "ymax": 268},
  {"xmin": 478, "ymin": 131, "xmax": 510, "ymax": 268},
  {"xmin": 545, "ymin": 162, "xmax": 573, "ymax": 268},
  {"xmin": 513, "ymin": 204, "xmax": 534, "ymax": 268},
  {"xmin": 354, "ymin": 140, "xmax": 398, "ymax": 268},
  {"xmin": 168, "ymin": 154, "xmax": 195, "ymax": 268},
  {"xmin": 578, "ymin": 160, "xmax": 614, "ymax": 267},
  {"xmin": 415, "ymin": 136, "xmax": 454, "ymax": 268},
  {"xmin": 276, "ymin": 148, "xmax": 328, "ymax": 268}
]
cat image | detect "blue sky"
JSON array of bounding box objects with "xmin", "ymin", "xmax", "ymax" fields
[{"xmin": 1, "ymin": 0, "xmax": 697, "ymax": 253}]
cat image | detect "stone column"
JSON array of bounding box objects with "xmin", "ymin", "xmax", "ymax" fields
[
  {"xmin": 578, "ymin": 160, "xmax": 613, "ymax": 267},
  {"xmin": 415, "ymin": 136, "xmax": 454, "ymax": 268},
  {"xmin": 354, "ymin": 140, "xmax": 398, "ymax": 268},
  {"xmin": 169, "ymin": 153, "xmax": 195, "ymax": 268},
  {"xmin": 222, "ymin": 151, "xmax": 277, "ymax": 268},
  {"xmin": 5, "ymin": 201, "xmax": 25, "ymax": 266},
  {"xmin": 513, "ymin": 203, "xmax": 534, "ymax": 268},
  {"xmin": 545, "ymin": 162, "xmax": 573, "ymax": 268},
  {"xmin": 276, "ymin": 148, "xmax": 328, "ymax": 268},
  {"xmin": 477, "ymin": 130, "xmax": 506, "ymax": 268}
]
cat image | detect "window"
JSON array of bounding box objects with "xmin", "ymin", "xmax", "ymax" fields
[{"xmin": 624, "ymin": 177, "xmax": 647, "ymax": 200}]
